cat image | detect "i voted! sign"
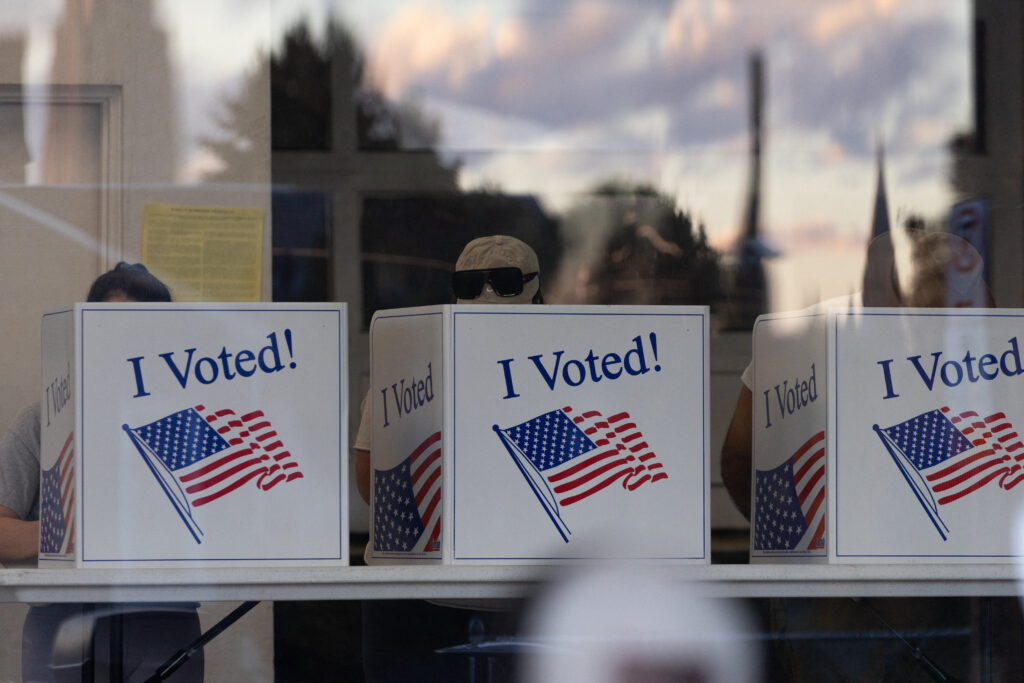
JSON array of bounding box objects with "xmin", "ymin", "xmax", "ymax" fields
[
  {"xmin": 39, "ymin": 303, "xmax": 348, "ymax": 568},
  {"xmin": 830, "ymin": 308, "xmax": 1024, "ymax": 562},
  {"xmin": 368, "ymin": 304, "xmax": 709, "ymax": 565}
]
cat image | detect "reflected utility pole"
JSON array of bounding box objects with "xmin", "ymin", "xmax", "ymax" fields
[{"xmin": 725, "ymin": 51, "xmax": 768, "ymax": 330}]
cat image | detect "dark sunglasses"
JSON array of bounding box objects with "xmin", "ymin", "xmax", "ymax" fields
[{"xmin": 452, "ymin": 267, "xmax": 538, "ymax": 299}]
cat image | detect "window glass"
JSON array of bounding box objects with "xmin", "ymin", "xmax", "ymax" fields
[
  {"xmin": 0, "ymin": 1, "xmax": 1021, "ymax": 681},
  {"xmin": 317, "ymin": 1, "xmax": 973, "ymax": 319}
]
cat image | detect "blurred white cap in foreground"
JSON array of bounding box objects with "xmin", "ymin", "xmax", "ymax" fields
[{"xmin": 518, "ymin": 563, "xmax": 760, "ymax": 683}]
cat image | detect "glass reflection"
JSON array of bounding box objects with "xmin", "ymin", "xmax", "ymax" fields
[
  {"xmin": 0, "ymin": 0, "xmax": 1019, "ymax": 680},
  {"xmin": 320, "ymin": 1, "xmax": 972, "ymax": 316}
]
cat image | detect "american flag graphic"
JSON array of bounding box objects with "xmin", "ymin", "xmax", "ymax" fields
[
  {"xmin": 495, "ymin": 406, "xmax": 667, "ymax": 541},
  {"xmin": 876, "ymin": 406, "xmax": 1024, "ymax": 539},
  {"xmin": 373, "ymin": 431, "xmax": 442, "ymax": 553},
  {"xmin": 754, "ymin": 431, "xmax": 825, "ymax": 552},
  {"xmin": 39, "ymin": 432, "xmax": 75, "ymax": 555},
  {"xmin": 124, "ymin": 404, "xmax": 302, "ymax": 542}
]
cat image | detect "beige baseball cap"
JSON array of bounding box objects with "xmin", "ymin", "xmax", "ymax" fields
[{"xmin": 455, "ymin": 235, "xmax": 541, "ymax": 304}]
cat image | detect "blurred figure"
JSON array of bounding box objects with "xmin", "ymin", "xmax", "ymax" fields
[
  {"xmin": 719, "ymin": 228, "xmax": 990, "ymax": 682},
  {"xmin": 586, "ymin": 201, "xmax": 718, "ymax": 307},
  {"xmin": 518, "ymin": 563, "xmax": 760, "ymax": 683},
  {"xmin": 722, "ymin": 227, "xmax": 992, "ymax": 518}
]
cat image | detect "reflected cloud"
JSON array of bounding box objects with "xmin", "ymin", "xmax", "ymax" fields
[
  {"xmin": 283, "ymin": 1, "xmax": 974, "ymax": 311},
  {"xmin": 809, "ymin": 0, "xmax": 903, "ymax": 43},
  {"xmin": 695, "ymin": 76, "xmax": 741, "ymax": 111},
  {"xmin": 665, "ymin": 0, "xmax": 735, "ymax": 56},
  {"xmin": 365, "ymin": 2, "xmax": 493, "ymax": 96},
  {"xmin": 353, "ymin": 0, "xmax": 966, "ymax": 171}
]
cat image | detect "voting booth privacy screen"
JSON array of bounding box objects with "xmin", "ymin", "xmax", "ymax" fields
[
  {"xmin": 39, "ymin": 303, "xmax": 348, "ymax": 568},
  {"xmin": 751, "ymin": 308, "xmax": 828, "ymax": 563},
  {"xmin": 830, "ymin": 308, "xmax": 1024, "ymax": 563},
  {"xmin": 367, "ymin": 304, "xmax": 709, "ymax": 565},
  {"xmin": 753, "ymin": 305, "xmax": 1024, "ymax": 563}
]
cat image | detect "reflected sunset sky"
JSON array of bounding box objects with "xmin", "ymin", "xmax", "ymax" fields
[
  {"xmin": 4, "ymin": 0, "xmax": 972, "ymax": 310},
  {"xmin": 337, "ymin": 0, "xmax": 971, "ymax": 307}
]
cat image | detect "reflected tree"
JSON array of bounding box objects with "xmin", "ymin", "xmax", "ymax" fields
[
  {"xmin": 267, "ymin": 19, "xmax": 447, "ymax": 152},
  {"xmin": 271, "ymin": 23, "xmax": 332, "ymax": 151},
  {"xmin": 203, "ymin": 19, "xmax": 453, "ymax": 172},
  {"xmin": 357, "ymin": 86, "xmax": 443, "ymax": 152},
  {"xmin": 561, "ymin": 182, "xmax": 722, "ymax": 307},
  {"xmin": 199, "ymin": 51, "xmax": 269, "ymax": 183}
]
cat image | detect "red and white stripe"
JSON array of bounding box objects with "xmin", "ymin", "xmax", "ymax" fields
[
  {"xmin": 57, "ymin": 432, "xmax": 75, "ymax": 554},
  {"xmin": 410, "ymin": 431, "xmax": 442, "ymax": 552},
  {"xmin": 791, "ymin": 431, "xmax": 825, "ymax": 551},
  {"xmin": 549, "ymin": 406, "xmax": 667, "ymax": 507},
  {"xmin": 178, "ymin": 405, "xmax": 303, "ymax": 507},
  {"xmin": 929, "ymin": 408, "xmax": 1024, "ymax": 504}
]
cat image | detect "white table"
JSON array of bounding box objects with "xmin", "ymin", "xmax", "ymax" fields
[{"xmin": 1, "ymin": 564, "xmax": 1019, "ymax": 603}]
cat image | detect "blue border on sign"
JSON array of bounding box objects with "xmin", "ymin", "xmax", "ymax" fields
[
  {"xmin": 833, "ymin": 308, "xmax": 1024, "ymax": 559},
  {"xmin": 79, "ymin": 306, "xmax": 346, "ymax": 563},
  {"xmin": 450, "ymin": 309, "xmax": 708, "ymax": 562}
]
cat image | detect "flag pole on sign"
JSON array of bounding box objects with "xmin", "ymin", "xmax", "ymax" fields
[
  {"xmin": 872, "ymin": 423, "xmax": 949, "ymax": 541},
  {"xmin": 493, "ymin": 424, "xmax": 571, "ymax": 543},
  {"xmin": 122, "ymin": 424, "xmax": 204, "ymax": 543}
]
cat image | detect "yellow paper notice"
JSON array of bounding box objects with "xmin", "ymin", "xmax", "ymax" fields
[{"xmin": 142, "ymin": 203, "xmax": 264, "ymax": 301}]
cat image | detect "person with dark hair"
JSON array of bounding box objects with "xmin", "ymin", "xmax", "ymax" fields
[
  {"xmin": 0, "ymin": 263, "xmax": 203, "ymax": 682},
  {"xmin": 85, "ymin": 262, "xmax": 172, "ymax": 304},
  {"xmin": 0, "ymin": 263, "xmax": 173, "ymax": 565}
]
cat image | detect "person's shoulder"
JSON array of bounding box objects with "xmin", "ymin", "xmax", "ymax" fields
[
  {"xmin": 6, "ymin": 403, "xmax": 40, "ymax": 445},
  {"xmin": 21, "ymin": 403, "xmax": 40, "ymax": 429}
]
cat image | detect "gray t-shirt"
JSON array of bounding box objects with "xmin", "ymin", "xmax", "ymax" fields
[
  {"xmin": 0, "ymin": 403, "xmax": 41, "ymax": 522},
  {"xmin": 354, "ymin": 390, "xmax": 371, "ymax": 451}
]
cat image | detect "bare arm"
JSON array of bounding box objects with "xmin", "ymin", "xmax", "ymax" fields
[
  {"xmin": 0, "ymin": 504, "xmax": 38, "ymax": 563},
  {"xmin": 720, "ymin": 385, "xmax": 753, "ymax": 520},
  {"xmin": 355, "ymin": 448, "xmax": 371, "ymax": 505}
]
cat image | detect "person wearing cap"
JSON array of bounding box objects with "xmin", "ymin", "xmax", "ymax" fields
[
  {"xmin": 356, "ymin": 235, "xmax": 539, "ymax": 683},
  {"xmin": 449, "ymin": 234, "xmax": 543, "ymax": 304},
  {"xmin": 354, "ymin": 234, "xmax": 542, "ymax": 503}
]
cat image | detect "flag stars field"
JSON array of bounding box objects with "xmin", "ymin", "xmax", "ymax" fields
[
  {"xmin": 373, "ymin": 431, "xmax": 442, "ymax": 554},
  {"xmin": 495, "ymin": 406, "xmax": 668, "ymax": 541},
  {"xmin": 877, "ymin": 407, "xmax": 1024, "ymax": 528},
  {"xmin": 754, "ymin": 430, "xmax": 826, "ymax": 553},
  {"xmin": 124, "ymin": 405, "xmax": 303, "ymax": 543}
]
